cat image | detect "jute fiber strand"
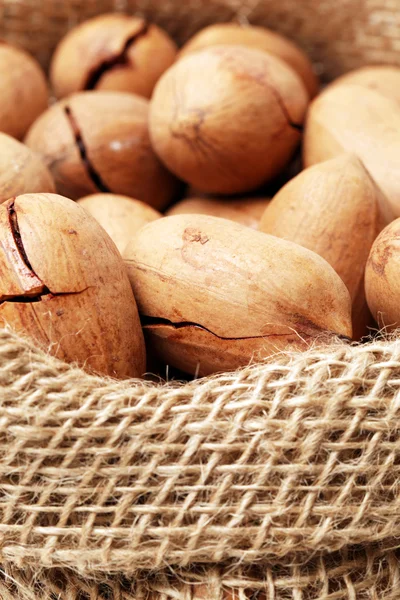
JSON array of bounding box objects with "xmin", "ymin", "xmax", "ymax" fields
[
  {"xmin": 0, "ymin": 327, "xmax": 400, "ymax": 576},
  {"xmin": 1, "ymin": 0, "xmax": 400, "ymax": 598}
]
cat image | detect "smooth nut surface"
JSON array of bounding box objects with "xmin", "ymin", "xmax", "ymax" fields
[
  {"xmin": 365, "ymin": 218, "xmax": 400, "ymax": 331},
  {"xmin": 331, "ymin": 65, "xmax": 400, "ymax": 104},
  {"xmin": 0, "ymin": 133, "xmax": 55, "ymax": 202},
  {"xmin": 260, "ymin": 154, "xmax": 385, "ymax": 339},
  {"xmin": 166, "ymin": 196, "xmax": 270, "ymax": 229},
  {"xmin": 78, "ymin": 193, "xmax": 161, "ymax": 254},
  {"xmin": 304, "ymin": 83, "xmax": 400, "ymax": 219},
  {"xmin": 50, "ymin": 13, "xmax": 177, "ymax": 99},
  {"xmin": 179, "ymin": 23, "xmax": 318, "ymax": 97},
  {"xmin": 25, "ymin": 91, "xmax": 178, "ymax": 208},
  {"xmin": 0, "ymin": 193, "xmax": 146, "ymax": 378},
  {"xmin": 124, "ymin": 214, "xmax": 352, "ymax": 376},
  {"xmin": 150, "ymin": 45, "xmax": 308, "ymax": 195},
  {"xmin": 0, "ymin": 42, "xmax": 48, "ymax": 139}
]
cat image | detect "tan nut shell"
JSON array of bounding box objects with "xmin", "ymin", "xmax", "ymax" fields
[
  {"xmin": 166, "ymin": 196, "xmax": 270, "ymax": 228},
  {"xmin": 331, "ymin": 66, "xmax": 400, "ymax": 104},
  {"xmin": 150, "ymin": 46, "xmax": 308, "ymax": 195},
  {"xmin": 25, "ymin": 91, "xmax": 178, "ymax": 208},
  {"xmin": 0, "ymin": 133, "xmax": 55, "ymax": 202},
  {"xmin": 0, "ymin": 42, "xmax": 48, "ymax": 140},
  {"xmin": 260, "ymin": 154, "xmax": 385, "ymax": 339},
  {"xmin": 78, "ymin": 193, "xmax": 161, "ymax": 254},
  {"xmin": 50, "ymin": 14, "xmax": 177, "ymax": 100},
  {"xmin": 0, "ymin": 193, "xmax": 145, "ymax": 378},
  {"xmin": 179, "ymin": 23, "xmax": 318, "ymax": 98},
  {"xmin": 303, "ymin": 83, "xmax": 400, "ymax": 219},
  {"xmin": 124, "ymin": 215, "xmax": 352, "ymax": 376},
  {"xmin": 365, "ymin": 219, "xmax": 400, "ymax": 330}
]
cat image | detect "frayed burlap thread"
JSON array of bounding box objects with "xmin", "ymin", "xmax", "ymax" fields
[{"xmin": 0, "ymin": 328, "xmax": 400, "ymax": 575}]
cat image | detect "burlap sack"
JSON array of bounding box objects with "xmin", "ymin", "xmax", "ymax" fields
[{"xmin": 0, "ymin": 0, "xmax": 400, "ymax": 598}]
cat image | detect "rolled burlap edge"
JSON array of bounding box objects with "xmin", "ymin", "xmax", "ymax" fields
[{"xmin": 1, "ymin": 546, "xmax": 400, "ymax": 600}]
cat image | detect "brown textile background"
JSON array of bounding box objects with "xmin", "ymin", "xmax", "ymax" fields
[
  {"xmin": 1, "ymin": 0, "xmax": 400, "ymax": 80},
  {"xmin": 1, "ymin": 0, "xmax": 400, "ymax": 597}
]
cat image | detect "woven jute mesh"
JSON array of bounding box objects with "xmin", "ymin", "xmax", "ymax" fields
[
  {"xmin": 1, "ymin": 327, "xmax": 400, "ymax": 597},
  {"xmin": 1, "ymin": 0, "xmax": 400, "ymax": 597}
]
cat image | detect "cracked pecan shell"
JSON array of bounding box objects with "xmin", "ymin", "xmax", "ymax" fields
[
  {"xmin": 149, "ymin": 45, "xmax": 309, "ymax": 195},
  {"xmin": 179, "ymin": 23, "xmax": 318, "ymax": 98},
  {"xmin": 0, "ymin": 193, "xmax": 146, "ymax": 379},
  {"xmin": 123, "ymin": 214, "xmax": 352, "ymax": 376},
  {"xmin": 24, "ymin": 91, "xmax": 179, "ymax": 209},
  {"xmin": 50, "ymin": 13, "xmax": 177, "ymax": 100}
]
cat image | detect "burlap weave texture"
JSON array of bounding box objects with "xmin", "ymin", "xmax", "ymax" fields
[{"xmin": 0, "ymin": 328, "xmax": 399, "ymax": 576}]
